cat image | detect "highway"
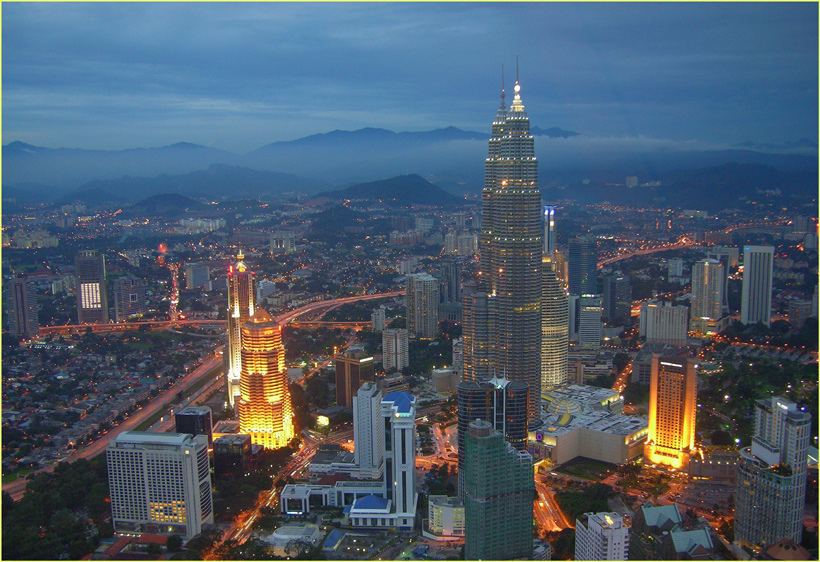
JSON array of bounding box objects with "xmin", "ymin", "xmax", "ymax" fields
[
  {"xmin": 535, "ymin": 480, "xmax": 572, "ymax": 532},
  {"xmin": 3, "ymin": 348, "xmax": 225, "ymax": 501}
]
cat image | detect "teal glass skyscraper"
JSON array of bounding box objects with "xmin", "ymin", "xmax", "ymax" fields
[{"xmin": 464, "ymin": 419, "xmax": 533, "ymax": 560}]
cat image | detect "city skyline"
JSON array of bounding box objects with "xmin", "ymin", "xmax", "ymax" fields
[{"xmin": 3, "ymin": 3, "xmax": 818, "ymax": 153}]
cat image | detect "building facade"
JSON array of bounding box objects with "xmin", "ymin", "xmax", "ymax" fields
[
  {"xmin": 456, "ymin": 377, "xmax": 529, "ymax": 499},
  {"xmin": 113, "ymin": 276, "xmax": 147, "ymax": 322},
  {"xmin": 382, "ymin": 328, "xmax": 409, "ymax": 372},
  {"xmin": 5, "ymin": 276, "xmax": 39, "ymax": 338},
  {"xmin": 691, "ymin": 259, "xmax": 724, "ymax": 322},
  {"xmin": 406, "ymin": 273, "xmax": 440, "ymax": 339},
  {"xmin": 237, "ymin": 309, "xmax": 294, "ymax": 449},
  {"xmin": 568, "ymin": 235, "xmax": 597, "ymax": 297},
  {"xmin": 741, "ymin": 245, "xmax": 774, "ymax": 326},
  {"xmin": 735, "ymin": 397, "xmax": 811, "ymax": 550},
  {"xmin": 645, "ymin": 355, "xmax": 697, "ymax": 468},
  {"xmin": 353, "ymin": 383, "xmax": 384, "ymax": 479},
  {"xmin": 226, "ymin": 251, "xmax": 256, "ymax": 408},
  {"xmin": 575, "ymin": 512, "xmax": 630, "ymax": 561},
  {"xmin": 578, "ymin": 294, "xmax": 603, "ymax": 351},
  {"xmin": 464, "ymin": 420, "xmax": 533, "ymax": 560},
  {"xmin": 472, "ymin": 73, "xmax": 542, "ymax": 422},
  {"xmin": 640, "ymin": 301, "xmax": 689, "ymax": 347},
  {"xmin": 175, "ymin": 406, "xmax": 214, "ymax": 448},
  {"xmin": 335, "ymin": 348, "xmax": 375, "ymax": 409},
  {"xmin": 107, "ymin": 432, "xmax": 213, "ymax": 539},
  {"xmin": 542, "ymin": 257, "xmax": 568, "ymax": 389},
  {"xmin": 75, "ymin": 250, "xmax": 109, "ymax": 324},
  {"xmin": 602, "ymin": 274, "xmax": 632, "ymax": 322}
]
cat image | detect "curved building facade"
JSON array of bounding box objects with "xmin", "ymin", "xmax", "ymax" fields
[
  {"xmin": 227, "ymin": 251, "xmax": 256, "ymax": 407},
  {"xmin": 237, "ymin": 309, "xmax": 294, "ymax": 449}
]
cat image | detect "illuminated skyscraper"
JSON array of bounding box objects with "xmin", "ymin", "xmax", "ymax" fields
[
  {"xmin": 237, "ymin": 309, "xmax": 294, "ymax": 449},
  {"xmin": 542, "ymin": 209, "xmax": 568, "ymax": 388},
  {"xmin": 75, "ymin": 250, "xmax": 108, "ymax": 324},
  {"xmin": 645, "ymin": 355, "xmax": 697, "ymax": 468},
  {"xmin": 226, "ymin": 251, "xmax": 255, "ymax": 408},
  {"xmin": 474, "ymin": 65, "xmax": 542, "ymax": 421}
]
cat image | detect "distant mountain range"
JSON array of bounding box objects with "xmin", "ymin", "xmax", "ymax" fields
[
  {"xmin": 3, "ymin": 126, "xmax": 817, "ymax": 209},
  {"xmin": 315, "ymin": 174, "xmax": 461, "ymax": 207}
]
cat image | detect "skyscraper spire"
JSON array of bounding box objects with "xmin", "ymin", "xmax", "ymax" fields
[
  {"xmin": 511, "ymin": 54, "xmax": 525, "ymax": 113},
  {"xmin": 500, "ymin": 64, "xmax": 506, "ymax": 109}
]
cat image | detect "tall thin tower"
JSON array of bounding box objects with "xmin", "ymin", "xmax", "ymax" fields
[
  {"xmin": 226, "ymin": 251, "xmax": 255, "ymax": 408},
  {"xmin": 477, "ymin": 60, "xmax": 543, "ymax": 421}
]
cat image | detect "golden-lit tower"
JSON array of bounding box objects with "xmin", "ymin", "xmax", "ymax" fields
[
  {"xmin": 237, "ymin": 309, "xmax": 294, "ymax": 449},
  {"xmin": 645, "ymin": 354, "xmax": 697, "ymax": 468},
  {"xmin": 226, "ymin": 251, "xmax": 255, "ymax": 408}
]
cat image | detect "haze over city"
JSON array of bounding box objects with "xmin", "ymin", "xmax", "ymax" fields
[{"xmin": 2, "ymin": 3, "xmax": 818, "ymax": 562}]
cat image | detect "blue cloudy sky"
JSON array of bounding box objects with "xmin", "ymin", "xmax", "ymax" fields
[{"xmin": 3, "ymin": 2, "xmax": 817, "ymax": 153}]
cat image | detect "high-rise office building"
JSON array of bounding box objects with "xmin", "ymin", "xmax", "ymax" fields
[
  {"xmin": 382, "ymin": 328, "xmax": 409, "ymax": 372},
  {"xmin": 353, "ymin": 383, "xmax": 384, "ymax": 479},
  {"xmin": 575, "ymin": 512, "xmax": 630, "ymax": 561},
  {"xmin": 639, "ymin": 300, "xmax": 689, "ymax": 346},
  {"xmin": 113, "ymin": 276, "xmax": 147, "ymax": 322},
  {"xmin": 5, "ymin": 276, "xmax": 39, "ymax": 338},
  {"xmin": 735, "ymin": 397, "xmax": 811, "ymax": 550},
  {"xmin": 741, "ymin": 245, "xmax": 774, "ymax": 327},
  {"xmin": 456, "ymin": 377, "xmax": 529, "ymax": 499},
  {"xmin": 788, "ymin": 299, "xmax": 813, "ymax": 329},
  {"xmin": 690, "ymin": 259, "xmax": 724, "ymax": 321},
  {"xmin": 473, "ymin": 69, "xmax": 542, "ymax": 422},
  {"xmin": 406, "ymin": 273, "xmax": 440, "ymax": 339},
  {"xmin": 237, "ymin": 309, "xmax": 294, "ymax": 449},
  {"xmin": 107, "ymin": 432, "xmax": 213, "ymax": 539},
  {"xmin": 440, "ymin": 258, "xmax": 463, "ymax": 305},
  {"xmin": 602, "ymin": 274, "xmax": 631, "ymax": 322},
  {"xmin": 690, "ymin": 258, "xmax": 726, "ymax": 335},
  {"xmin": 75, "ymin": 250, "xmax": 108, "ymax": 324},
  {"xmin": 578, "ymin": 294, "xmax": 603, "ymax": 351},
  {"xmin": 568, "ymin": 235, "xmax": 597, "ymax": 296},
  {"xmin": 464, "ymin": 419, "xmax": 533, "ymax": 560},
  {"xmin": 175, "ymin": 406, "xmax": 214, "ymax": 449},
  {"xmin": 541, "ymin": 261, "xmax": 568, "ymax": 388},
  {"xmin": 452, "ymin": 336, "xmax": 464, "ymax": 374},
  {"xmin": 707, "ymin": 246, "xmax": 738, "ymax": 315},
  {"xmin": 380, "ymin": 392, "xmax": 418, "ymax": 529},
  {"xmin": 645, "ymin": 355, "xmax": 697, "ymax": 468},
  {"xmin": 335, "ymin": 348, "xmax": 374, "ymax": 409},
  {"xmin": 462, "ymin": 281, "xmax": 495, "ymax": 382},
  {"xmin": 226, "ymin": 251, "xmax": 256, "ymax": 408}
]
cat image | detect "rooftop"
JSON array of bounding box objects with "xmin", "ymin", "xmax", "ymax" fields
[{"xmin": 383, "ymin": 391, "xmax": 416, "ymax": 414}]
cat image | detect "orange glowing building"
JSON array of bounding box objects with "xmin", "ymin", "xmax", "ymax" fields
[
  {"xmin": 645, "ymin": 354, "xmax": 697, "ymax": 468},
  {"xmin": 237, "ymin": 309, "xmax": 294, "ymax": 449}
]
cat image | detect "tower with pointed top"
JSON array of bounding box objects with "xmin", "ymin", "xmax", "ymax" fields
[
  {"xmin": 226, "ymin": 251, "xmax": 255, "ymax": 409},
  {"xmin": 470, "ymin": 63, "xmax": 543, "ymax": 422}
]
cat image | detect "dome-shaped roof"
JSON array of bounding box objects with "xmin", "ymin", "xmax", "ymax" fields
[
  {"xmin": 248, "ymin": 309, "xmax": 272, "ymax": 323},
  {"xmin": 546, "ymin": 398, "xmax": 582, "ymax": 415}
]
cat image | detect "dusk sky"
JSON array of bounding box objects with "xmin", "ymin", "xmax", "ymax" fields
[{"xmin": 3, "ymin": 2, "xmax": 818, "ymax": 153}]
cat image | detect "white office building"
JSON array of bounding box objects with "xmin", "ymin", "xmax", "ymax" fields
[
  {"xmin": 578, "ymin": 294, "xmax": 603, "ymax": 351},
  {"xmin": 353, "ymin": 383, "xmax": 384, "ymax": 479},
  {"xmin": 382, "ymin": 328, "xmax": 409, "ymax": 372},
  {"xmin": 107, "ymin": 432, "xmax": 213, "ymax": 539},
  {"xmin": 371, "ymin": 306, "xmax": 386, "ymax": 332},
  {"xmin": 640, "ymin": 301, "xmax": 689, "ymax": 346},
  {"xmin": 741, "ymin": 245, "xmax": 774, "ymax": 326},
  {"xmin": 575, "ymin": 512, "xmax": 630, "ymax": 561}
]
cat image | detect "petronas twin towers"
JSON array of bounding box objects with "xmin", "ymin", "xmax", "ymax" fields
[{"xmin": 464, "ymin": 68, "xmax": 568, "ymax": 423}]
